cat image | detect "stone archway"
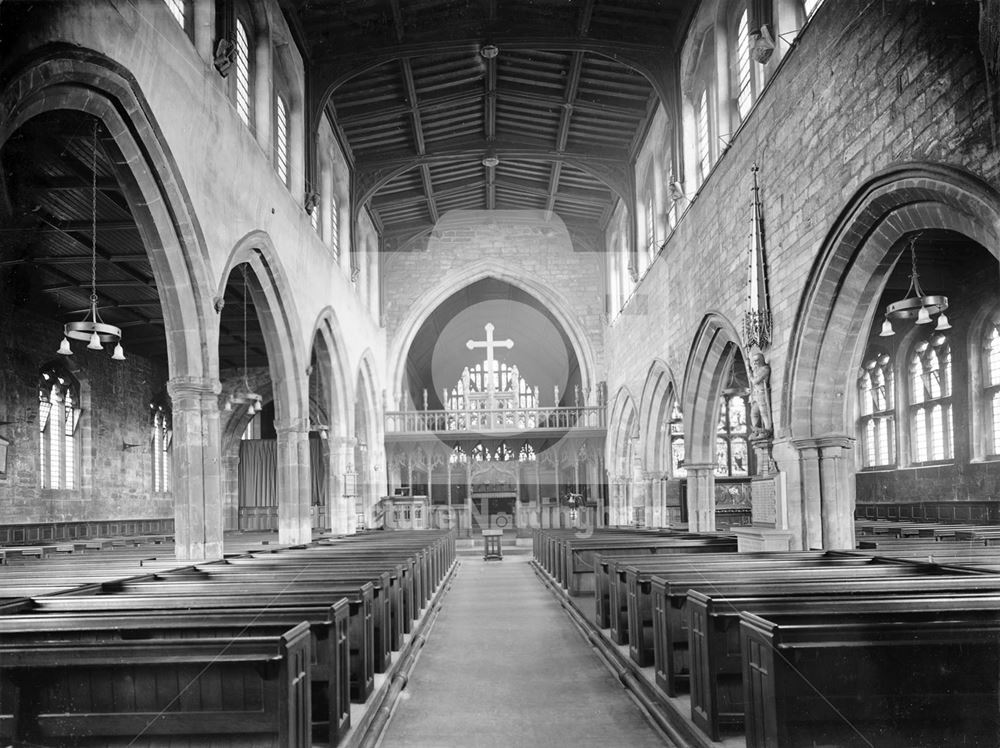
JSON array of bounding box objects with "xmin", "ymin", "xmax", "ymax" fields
[
  {"xmin": 388, "ymin": 260, "xmax": 599, "ymax": 407},
  {"xmin": 309, "ymin": 309, "xmax": 353, "ymax": 534},
  {"xmin": 783, "ymin": 163, "xmax": 1000, "ymax": 549},
  {"xmin": 0, "ymin": 48, "xmax": 220, "ymax": 560},
  {"xmin": 681, "ymin": 313, "xmax": 746, "ymax": 532},
  {"xmin": 354, "ymin": 350, "xmax": 383, "ymax": 530},
  {"xmin": 218, "ymin": 233, "xmax": 309, "ymax": 545},
  {"xmin": 607, "ymin": 387, "xmax": 638, "ymax": 526},
  {"xmin": 638, "ymin": 359, "xmax": 681, "ymax": 527}
]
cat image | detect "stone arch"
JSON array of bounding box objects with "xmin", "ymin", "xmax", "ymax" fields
[
  {"xmin": 782, "ymin": 163, "xmax": 1000, "ymax": 549},
  {"xmin": 353, "ymin": 349, "xmax": 383, "ymax": 529},
  {"xmin": 389, "ymin": 259, "xmax": 598, "ymax": 406},
  {"xmin": 0, "ymin": 45, "xmax": 216, "ymax": 381},
  {"xmin": 638, "ymin": 358, "xmax": 682, "ymax": 472},
  {"xmin": 607, "ymin": 386, "xmax": 639, "ymax": 526},
  {"xmin": 218, "ymin": 231, "xmax": 310, "ymax": 543},
  {"xmin": 681, "ymin": 312, "xmax": 746, "ymax": 531},
  {"xmin": 309, "ymin": 309, "xmax": 353, "ymax": 533},
  {"xmin": 218, "ymin": 231, "xmax": 307, "ymax": 433},
  {"xmin": 784, "ymin": 163, "xmax": 1000, "ymax": 439}
]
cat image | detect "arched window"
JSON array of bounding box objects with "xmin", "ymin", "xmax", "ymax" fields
[
  {"xmin": 310, "ymin": 201, "xmax": 320, "ymax": 232},
  {"xmin": 644, "ymin": 192, "xmax": 656, "ymax": 266},
  {"xmin": 38, "ymin": 366, "xmax": 79, "ymax": 490},
  {"xmin": 732, "ymin": 6, "xmax": 763, "ymax": 121},
  {"xmin": 858, "ymin": 351, "xmax": 895, "ymax": 467},
  {"xmin": 275, "ymin": 94, "xmax": 289, "ymax": 185},
  {"xmin": 234, "ymin": 18, "xmax": 253, "ymax": 127},
  {"xmin": 330, "ymin": 194, "xmax": 340, "ymax": 258},
  {"xmin": 695, "ymin": 87, "xmax": 711, "ymax": 184},
  {"xmin": 715, "ymin": 392, "xmax": 749, "ymax": 476},
  {"xmin": 151, "ymin": 402, "xmax": 172, "ymax": 493},
  {"xmin": 909, "ymin": 335, "xmax": 953, "ymax": 462},
  {"xmin": 669, "ymin": 399, "xmax": 686, "ymax": 477},
  {"xmin": 984, "ymin": 322, "xmax": 1000, "ymax": 455}
]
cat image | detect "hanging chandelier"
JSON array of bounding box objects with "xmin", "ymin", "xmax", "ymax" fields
[
  {"xmin": 58, "ymin": 120, "xmax": 125, "ymax": 360},
  {"xmin": 224, "ymin": 265, "xmax": 263, "ymax": 414},
  {"xmin": 879, "ymin": 234, "xmax": 951, "ymax": 337}
]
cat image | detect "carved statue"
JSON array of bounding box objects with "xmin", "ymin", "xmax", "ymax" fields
[{"xmin": 748, "ymin": 347, "xmax": 773, "ymax": 438}]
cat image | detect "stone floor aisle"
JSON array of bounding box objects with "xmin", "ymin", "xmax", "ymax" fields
[{"xmin": 378, "ymin": 554, "xmax": 670, "ymax": 748}]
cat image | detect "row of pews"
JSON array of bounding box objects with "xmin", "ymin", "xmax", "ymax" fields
[
  {"xmin": 0, "ymin": 529, "xmax": 455, "ymax": 747},
  {"xmin": 533, "ymin": 527, "xmax": 1000, "ymax": 748}
]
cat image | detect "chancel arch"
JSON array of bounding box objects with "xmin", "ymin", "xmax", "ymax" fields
[
  {"xmin": 785, "ymin": 163, "xmax": 1000, "ymax": 549},
  {"xmin": 607, "ymin": 387, "xmax": 639, "ymax": 527}
]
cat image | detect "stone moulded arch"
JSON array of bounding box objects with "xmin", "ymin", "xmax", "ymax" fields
[
  {"xmin": 637, "ymin": 358, "xmax": 682, "ymax": 472},
  {"xmin": 681, "ymin": 313, "xmax": 746, "ymax": 465},
  {"xmin": 783, "ymin": 163, "xmax": 1000, "ymax": 440},
  {"xmin": 388, "ymin": 259, "xmax": 598, "ymax": 407},
  {"xmin": 218, "ymin": 231, "xmax": 310, "ymax": 543},
  {"xmin": 607, "ymin": 386, "xmax": 639, "ymax": 477},
  {"xmin": 217, "ymin": 231, "xmax": 307, "ymax": 432},
  {"xmin": 0, "ymin": 45, "xmax": 216, "ymax": 381}
]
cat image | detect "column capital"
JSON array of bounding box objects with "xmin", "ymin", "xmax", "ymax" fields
[
  {"xmin": 682, "ymin": 462, "xmax": 716, "ymax": 473},
  {"xmin": 790, "ymin": 434, "xmax": 854, "ymax": 454},
  {"xmin": 643, "ymin": 470, "xmax": 668, "ymax": 481},
  {"xmin": 273, "ymin": 417, "xmax": 309, "ymax": 435},
  {"xmin": 168, "ymin": 376, "xmax": 222, "ymax": 403}
]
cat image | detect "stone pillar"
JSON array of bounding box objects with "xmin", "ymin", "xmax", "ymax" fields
[
  {"xmin": 684, "ymin": 463, "xmax": 717, "ymax": 532},
  {"xmin": 645, "ymin": 471, "xmax": 666, "ymax": 528},
  {"xmin": 275, "ymin": 419, "xmax": 311, "ymax": 545},
  {"xmin": 167, "ymin": 376, "xmax": 223, "ymax": 561},
  {"xmin": 193, "ymin": 0, "xmax": 216, "ymax": 65},
  {"xmin": 791, "ymin": 436, "xmax": 855, "ymax": 550},
  {"xmin": 328, "ymin": 436, "xmax": 354, "ymax": 534}
]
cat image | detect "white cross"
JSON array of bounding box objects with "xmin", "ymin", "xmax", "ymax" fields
[{"xmin": 466, "ymin": 323, "xmax": 514, "ymax": 401}]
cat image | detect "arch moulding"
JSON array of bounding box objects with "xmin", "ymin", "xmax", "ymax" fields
[{"xmin": 387, "ymin": 258, "xmax": 600, "ymax": 408}]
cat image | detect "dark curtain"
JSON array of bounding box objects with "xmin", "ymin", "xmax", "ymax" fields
[
  {"xmin": 311, "ymin": 438, "xmax": 328, "ymax": 506},
  {"xmin": 238, "ymin": 439, "xmax": 277, "ymax": 507}
]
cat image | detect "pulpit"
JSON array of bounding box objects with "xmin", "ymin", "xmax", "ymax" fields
[{"xmin": 377, "ymin": 495, "xmax": 429, "ymax": 530}]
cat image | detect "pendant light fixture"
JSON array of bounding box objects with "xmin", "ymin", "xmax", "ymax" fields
[
  {"xmin": 879, "ymin": 234, "xmax": 951, "ymax": 337},
  {"xmin": 58, "ymin": 120, "xmax": 125, "ymax": 360}
]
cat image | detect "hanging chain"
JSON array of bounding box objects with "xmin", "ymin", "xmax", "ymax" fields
[{"xmin": 90, "ymin": 119, "xmax": 98, "ymax": 309}]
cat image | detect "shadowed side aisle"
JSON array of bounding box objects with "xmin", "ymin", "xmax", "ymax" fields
[{"xmin": 377, "ymin": 554, "xmax": 671, "ymax": 747}]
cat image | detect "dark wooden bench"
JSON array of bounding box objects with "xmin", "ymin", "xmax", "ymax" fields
[
  {"xmin": 740, "ymin": 611, "xmax": 1000, "ymax": 748},
  {"xmin": 0, "ymin": 602, "xmax": 351, "ymax": 746},
  {"xmin": 0, "ymin": 623, "xmax": 312, "ymax": 747},
  {"xmin": 689, "ymin": 590, "xmax": 1000, "ymax": 741},
  {"xmin": 9, "ymin": 585, "xmax": 377, "ymax": 705},
  {"xmin": 651, "ymin": 574, "xmax": 1000, "ymax": 696}
]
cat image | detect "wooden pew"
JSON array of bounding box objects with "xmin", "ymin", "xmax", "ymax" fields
[
  {"xmin": 688, "ymin": 590, "xmax": 1000, "ymax": 741},
  {"xmin": 649, "ymin": 570, "xmax": 1000, "ymax": 699},
  {"xmin": 0, "ymin": 623, "xmax": 312, "ymax": 747},
  {"xmin": 740, "ymin": 611, "xmax": 1000, "ymax": 748},
  {"xmin": 615, "ymin": 552, "xmax": 894, "ymax": 660},
  {"xmin": 9, "ymin": 585, "xmax": 377, "ymax": 705},
  {"xmin": 0, "ymin": 603, "xmax": 351, "ymax": 745}
]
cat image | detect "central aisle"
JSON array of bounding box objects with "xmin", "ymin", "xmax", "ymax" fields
[{"xmin": 378, "ymin": 553, "xmax": 670, "ymax": 747}]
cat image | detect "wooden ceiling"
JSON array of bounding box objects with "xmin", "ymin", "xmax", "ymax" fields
[
  {"xmin": 0, "ymin": 111, "xmax": 265, "ymax": 368},
  {"xmin": 292, "ymin": 0, "xmax": 692, "ymax": 251}
]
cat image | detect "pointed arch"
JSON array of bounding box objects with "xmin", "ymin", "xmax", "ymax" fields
[
  {"xmin": 682, "ymin": 313, "xmax": 747, "ymax": 466},
  {"xmin": 638, "ymin": 358, "xmax": 682, "ymax": 472},
  {"xmin": 217, "ymin": 230, "xmax": 307, "ymax": 433},
  {"xmin": 388, "ymin": 258, "xmax": 598, "ymax": 404},
  {"xmin": 784, "ymin": 163, "xmax": 1000, "ymax": 439},
  {"xmin": 0, "ymin": 45, "xmax": 216, "ymax": 381},
  {"xmin": 309, "ymin": 308, "xmax": 352, "ymax": 442}
]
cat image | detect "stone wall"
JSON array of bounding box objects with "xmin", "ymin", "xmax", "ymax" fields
[{"xmin": 0, "ymin": 307, "xmax": 171, "ymax": 523}]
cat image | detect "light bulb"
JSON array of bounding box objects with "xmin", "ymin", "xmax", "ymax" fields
[
  {"xmin": 57, "ymin": 337, "xmax": 73, "ymax": 355},
  {"xmin": 879, "ymin": 318, "xmax": 894, "ymax": 337},
  {"xmin": 915, "ymin": 306, "xmax": 932, "ymax": 325},
  {"xmin": 934, "ymin": 313, "xmax": 951, "ymax": 331},
  {"xmin": 111, "ymin": 342, "xmax": 126, "ymax": 361}
]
